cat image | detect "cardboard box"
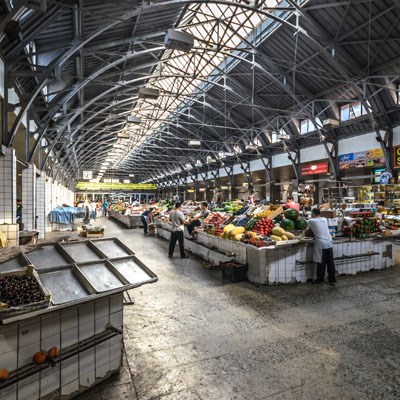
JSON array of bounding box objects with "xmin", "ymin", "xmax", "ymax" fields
[{"xmin": 320, "ymin": 210, "xmax": 336, "ymax": 218}]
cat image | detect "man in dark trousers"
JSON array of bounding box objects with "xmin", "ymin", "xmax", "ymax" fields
[
  {"xmin": 307, "ymin": 208, "xmax": 336, "ymax": 285},
  {"xmin": 168, "ymin": 202, "xmax": 189, "ymax": 259},
  {"xmin": 141, "ymin": 208, "xmax": 153, "ymax": 235}
]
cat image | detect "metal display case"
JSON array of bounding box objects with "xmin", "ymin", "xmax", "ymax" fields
[{"xmin": 0, "ymin": 238, "xmax": 157, "ymax": 399}]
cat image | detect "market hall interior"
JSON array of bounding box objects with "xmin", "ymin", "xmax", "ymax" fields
[{"xmin": 74, "ymin": 218, "xmax": 400, "ymax": 400}]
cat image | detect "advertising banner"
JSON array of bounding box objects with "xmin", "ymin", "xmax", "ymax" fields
[{"xmin": 339, "ymin": 148, "xmax": 385, "ymax": 170}]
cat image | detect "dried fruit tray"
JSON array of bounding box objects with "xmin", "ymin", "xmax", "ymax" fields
[{"xmin": 0, "ymin": 265, "xmax": 51, "ymax": 320}]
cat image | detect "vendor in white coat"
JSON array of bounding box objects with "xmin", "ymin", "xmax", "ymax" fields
[{"xmin": 307, "ymin": 208, "xmax": 336, "ymax": 285}]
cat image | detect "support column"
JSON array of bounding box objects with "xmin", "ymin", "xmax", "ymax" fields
[
  {"xmin": 36, "ymin": 171, "xmax": 46, "ymax": 239},
  {"xmin": 45, "ymin": 177, "xmax": 53, "ymax": 234},
  {"xmin": 22, "ymin": 164, "xmax": 37, "ymax": 231},
  {"xmin": 0, "ymin": 147, "xmax": 17, "ymax": 224},
  {"xmin": 0, "ymin": 147, "xmax": 18, "ymax": 246}
]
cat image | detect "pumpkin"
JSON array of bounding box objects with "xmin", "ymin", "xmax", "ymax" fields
[
  {"xmin": 33, "ymin": 351, "xmax": 47, "ymax": 364},
  {"xmin": 0, "ymin": 368, "xmax": 9, "ymax": 380},
  {"xmin": 223, "ymin": 224, "xmax": 235, "ymax": 233},
  {"xmin": 229, "ymin": 227, "xmax": 245, "ymax": 236},
  {"xmin": 272, "ymin": 227, "xmax": 285, "ymax": 237},
  {"xmin": 270, "ymin": 235, "xmax": 283, "ymax": 242},
  {"xmin": 284, "ymin": 209, "xmax": 299, "ymax": 221},
  {"xmin": 280, "ymin": 219, "xmax": 295, "ymax": 231},
  {"xmin": 47, "ymin": 347, "xmax": 60, "ymax": 358}
]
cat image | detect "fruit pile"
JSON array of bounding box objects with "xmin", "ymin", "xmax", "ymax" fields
[
  {"xmin": 343, "ymin": 218, "xmax": 380, "ymax": 238},
  {"xmin": 0, "ymin": 274, "xmax": 45, "ymax": 307},
  {"xmin": 255, "ymin": 209, "xmax": 272, "ymax": 219},
  {"xmin": 252, "ymin": 218, "xmax": 275, "ymax": 236},
  {"xmin": 203, "ymin": 212, "xmax": 226, "ymax": 226},
  {"xmin": 241, "ymin": 236, "xmax": 268, "ymax": 248},
  {"xmin": 270, "ymin": 227, "xmax": 296, "ymax": 242},
  {"xmin": 234, "ymin": 217, "xmax": 252, "ymax": 227},
  {"xmin": 280, "ymin": 209, "xmax": 308, "ymax": 231}
]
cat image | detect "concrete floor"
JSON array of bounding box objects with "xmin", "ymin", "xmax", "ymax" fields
[{"xmin": 74, "ymin": 218, "xmax": 400, "ymax": 400}]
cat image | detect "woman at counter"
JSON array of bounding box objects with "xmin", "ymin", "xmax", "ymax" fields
[{"xmin": 285, "ymin": 196, "xmax": 300, "ymax": 212}]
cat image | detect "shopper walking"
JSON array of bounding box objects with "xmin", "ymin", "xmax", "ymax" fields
[
  {"xmin": 168, "ymin": 202, "xmax": 189, "ymax": 258},
  {"xmin": 102, "ymin": 199, "xmax": 108, "ymax": 217},
  {"xmin": 187, "ymin": 202, "xmax": 210, "ymax": 239},
  {"xmin": 307, "ymin": 208, "xmax": 336, "ymax": 285}
]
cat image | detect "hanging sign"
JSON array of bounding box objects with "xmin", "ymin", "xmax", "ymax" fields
[
  {"xmin": 393, "ymin": 145, "xmax": 400, "ymax": 169},
  {"xmin": 301, "ymin": 162, "xmax": 329, "ymax": 176},
  {"xmin": 82, "ymin": 171, "xmax": 93, "ymax": 180},
  {"xmin": 339, "ymin": 148, "xmax": 385, "ymax": 170},
  {"xmin": 76, "ymin": 182, "xmax": 157, "ymax": 190}
]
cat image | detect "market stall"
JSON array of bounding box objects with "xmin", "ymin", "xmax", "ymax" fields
[
  {"xmin": 0, "ymin": 238, "xmax": 157, "ymax": 399},
  {"xmin": 108, "ymin": 203, "xmax": 145, "ymax": 229},
  {"xmin": 49, "ymin": 206, "xmax": 97, "ymax": 231},
  {"xmin": 156, "ymin": 201, "xmax": 395, "ymax": 284}
]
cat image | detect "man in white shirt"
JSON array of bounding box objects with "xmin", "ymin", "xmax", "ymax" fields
[
  {"xmin": 307, "ymin": 208, "xmax": 336, "ymax": 285},
  {"xmin": 168, "ymin": 202, "xmax": 189, "ymax": 259}
]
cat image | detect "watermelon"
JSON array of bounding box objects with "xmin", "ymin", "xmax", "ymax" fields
[
  {"xmin": 280, "ymin": 219, "xmax": 295, "ymax": 231},
  {"xmin": 295, "ymin": 218, "xmax": 308, "ymax": 230},
  {"xmin": 284, "ymin": 209, "xmax": 299, "ymax": 221}
]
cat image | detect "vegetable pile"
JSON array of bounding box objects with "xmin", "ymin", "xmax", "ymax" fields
[{"xmin": 252, "ymin": 218, "xmax": 275, "ymax": 236}]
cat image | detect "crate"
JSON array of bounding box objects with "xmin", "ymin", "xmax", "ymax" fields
[
  {"xmin": 219, "ymin": 260, "xmax": 248, "ymax": 282},
  {"xmin": 0, "ymin": 265, "xmax": 51, "ymax": 320}
]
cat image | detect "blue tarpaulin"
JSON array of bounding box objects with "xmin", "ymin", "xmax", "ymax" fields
[{"xmin": 49, "ymin": 207, "xmax": 96, "ymax": 224}]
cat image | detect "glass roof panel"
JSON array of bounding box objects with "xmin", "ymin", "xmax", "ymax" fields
[{"xmin": 110, "ymin": 1, "xmax": 283, "ymax": 168}]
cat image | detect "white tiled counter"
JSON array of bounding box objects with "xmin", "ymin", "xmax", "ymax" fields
[
  {"xmin": 243, "ymin": 238, "xmax": 393, "ymax": 284},
  {"xmin": 108, "ymin": 210, "xmax": 142, "ymax": 229},
  {"xmin": 0, "ymin": 293, "xmax": 124, "ymax": 400},
  {"xmin": 156, "ymin": 219, "xmax": 394, "ymax": 285}
]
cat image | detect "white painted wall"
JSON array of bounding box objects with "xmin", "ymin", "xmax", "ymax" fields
[
  {"xmin": 272, "ymin": 152, "xmax": 291, "ymax": 168},
  {"xmin": 338, "ymin": 131, "xmax": 378, "ymax": 155},
  {"xmin": 300, "ymin": 144, "xmax": 328, "ymax": 163},
  {"xmin": 393, "ymin": 126, "xmax": 400, "ymax": 146}
]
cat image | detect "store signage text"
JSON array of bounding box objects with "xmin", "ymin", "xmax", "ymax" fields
[
  {"xmin": 301, "ymin": 162, "xmax": 329, "ymax": 176},
  {"xmin": 339, "ymin": 148, "xmax": 385, "ymax": 170},
  {"xmin": 393, "ymin": 145, "xmax": 400, "ymax": 169},
  {"xmin": 76, "ymin": 182, "xmax": 157, "ymax": 190}
]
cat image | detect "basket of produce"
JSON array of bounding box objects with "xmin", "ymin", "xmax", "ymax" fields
[
  {"xmin": 0, "ymin": 265, "xmax": 51, "ymax": 319},
  {"xmin": 219, "ymin": 260, "xmax": 248, "ymax": 282}
]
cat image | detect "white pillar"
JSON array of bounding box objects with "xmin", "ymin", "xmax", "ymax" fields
[
  {"xmin": 22, "ymin": 164, "xmax": 37, "ymax": 231},
  {"xmin": 0, "ymin": 147, "xmax": 17, "ymax": 224},
  {"xmin": 36, "ymin": 171, "xmax": 46, "ymax": 239},
  {"xmin": 45, "ymin": 177, "xmax": 53, "ymax": 234}
]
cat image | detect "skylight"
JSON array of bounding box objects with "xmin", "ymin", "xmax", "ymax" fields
[{"xmin": 111, "ymin": 1, "xmax": 284, "ymax": 169}]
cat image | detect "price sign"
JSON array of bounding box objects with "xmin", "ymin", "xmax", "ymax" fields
[{"xmin": 394, "ymin": 145, "xmax": 400, "ymax": 169}]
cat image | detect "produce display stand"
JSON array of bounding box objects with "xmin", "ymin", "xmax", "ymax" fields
[
  {"xmin": 108, "ymin": 210, "xmax": 142, "ymax": 229},
  {"xmin": 0, "ymin": 238, "xmax": 157, "ymax": 400},
  {"xmin": 156, "ymin": 220, "xmax": 394, "ymax": 284}
]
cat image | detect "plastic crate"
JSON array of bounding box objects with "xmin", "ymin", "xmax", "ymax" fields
[{"xmin": 220, "ymin": 260, "xmax": 248, "ymax": 282}]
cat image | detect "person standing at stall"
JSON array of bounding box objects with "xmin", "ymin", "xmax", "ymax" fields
[
  {"xmin": 187, "ymin": 202, "xmax": 210, "ymax": 240},
  {"xmin": 307, "ymin": 208, "xmax": 336, "ymax": 285},
  {"xmin": 285, "ymin": 196, "xmax": 300, "ymax": 212},
  {"xmin": 141, "ymin": 208, "xmax": 154, "ymax": 235},
  {"xmin": 102, "ymin": 199, "xmax": 108, "ymax": 217},
  {"xmin": 168, "ymin": 202, "xmax": 189, "ymax": 259}
]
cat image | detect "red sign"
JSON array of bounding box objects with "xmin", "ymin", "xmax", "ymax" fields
[{"xmin": 301, "ymin": 162, "xmax": 329, "ymax": 176}]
